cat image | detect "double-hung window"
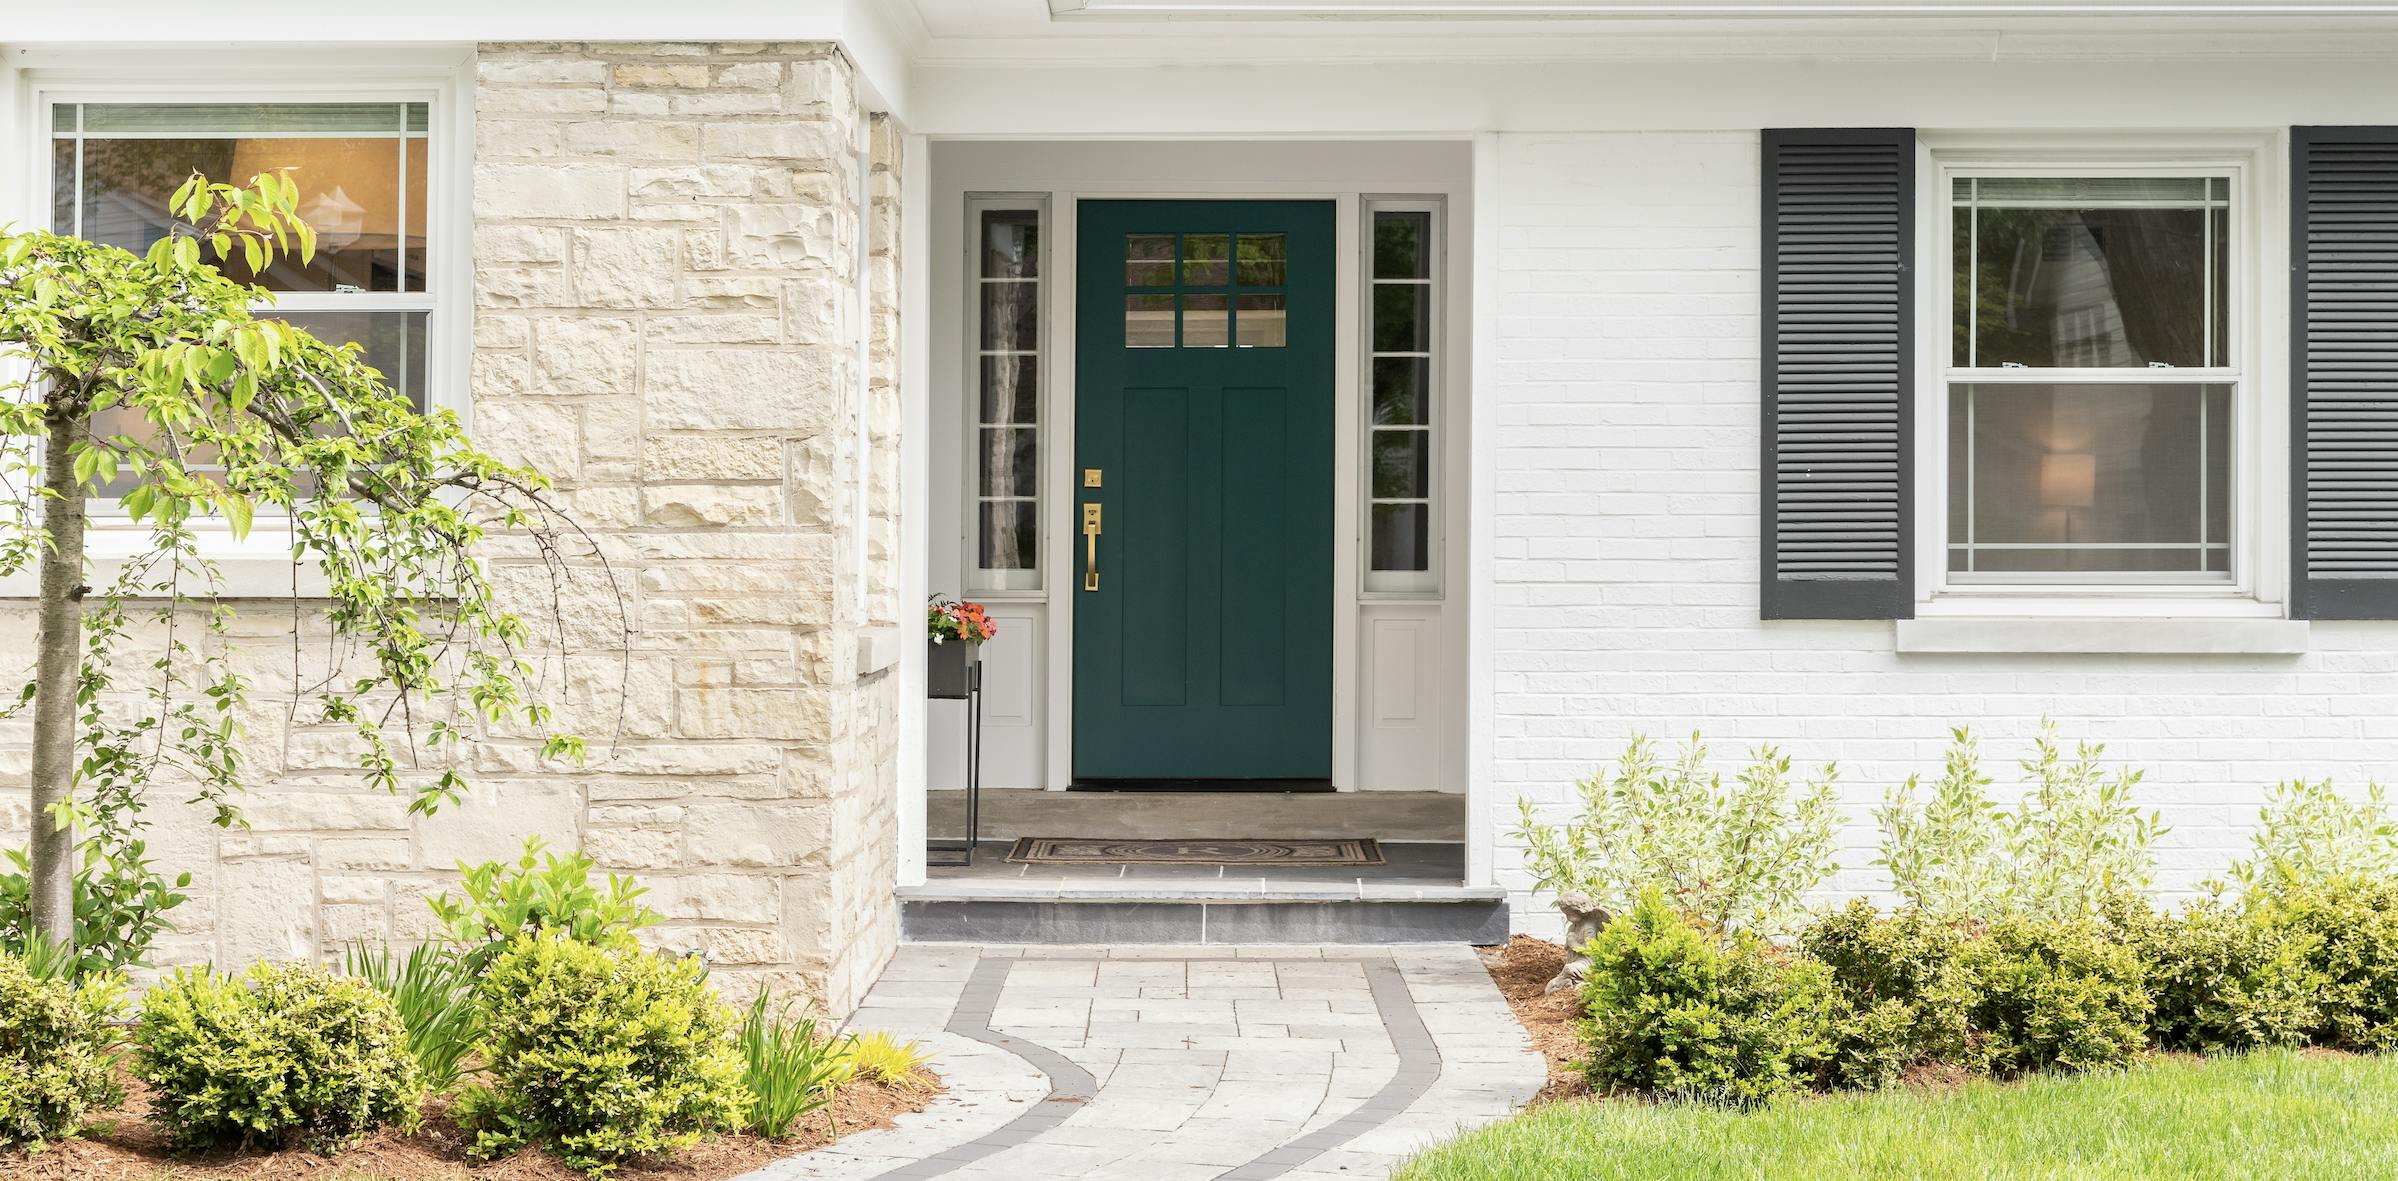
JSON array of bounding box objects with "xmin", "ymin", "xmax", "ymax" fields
[
  {"xmin": 47, "ymin": 99, "xmax": 439, "ymax": 503},
  {"xmin": 1941, "ymin": 169, "xmax": 2240, "ymax": 589}
]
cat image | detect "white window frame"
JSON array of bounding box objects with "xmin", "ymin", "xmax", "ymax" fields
[
  {"xmin": 7, "ymin": 54, "xmax": 473, "ymax": 592},
  {"xmin": 1915, "ymin": 137, "xmax": 2285, "ymax": 620},
  {"xmin": 1362, "ymin": 194, "xmax": 1444, "ymax": 598},
  {"xmin": 962, "ymin": 192, "xmax": 1050, "ymax": 597}
]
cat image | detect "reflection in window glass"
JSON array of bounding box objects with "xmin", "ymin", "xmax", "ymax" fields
[
  {"xmin": 1367, "ymin": 204, "xmax": 1439, "ymax": 582},
  {"xmin": 1182, "ymin": 233, "xmax": 1230, "ymax": 286},
  {"xmin": 1371, "ymin": 503, "xmax": 1428, "ymax": 573},
  {"xmin": 1373, "ymin": 356, "xmax": 1428, "ymax": 425},
  {"xmin": 1947, "ymin": 382, "xmax": 2231, "ymax": 578},
  {"xmin": 1183, "ymin": 294, "xmax": 1229, "ymax": 348},
  {"xmin": 1374, "ymin": 210, "xmax": 1429, "ymax": 280},
  {"xmin": 1237, "ymin": 234, "xmax": 1287, "ymax": 286},
  {"xmin": 1236, "ymin": 294, "xmax": 1286, "ymax": 348},
  {"xmin": 1126, "ymin": 233, "xmax": 1174, "ymax": 287},
  {"xmin": 974, "ymin": 202, "xmax": 1046, "ymax": 585},
  {"xmin": 982, "ymin": 209, "xmax": 1039, "ymax": 279},
  {"xmin": 1126, "ymin": 294, "xmax": 1176, "ymax": 348},
  {"xmin": 1372, "ymin": 284, "xmax": 1428, "ymax": 353}
]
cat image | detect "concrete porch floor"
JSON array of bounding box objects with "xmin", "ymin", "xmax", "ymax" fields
[
  {"xmin": 926, "ymin": 789, "xmax": 1464, "ymax": 842},
  {"xmin": 925, "ymin": 840, "xmax": 1465, "ymax": 892}
]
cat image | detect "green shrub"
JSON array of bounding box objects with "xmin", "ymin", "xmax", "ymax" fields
[
  {"xmin": 428, "ymin": 838, "xmax": 662, "ymax": 971},
  {"xmin": 1960, "ymin": 916, "xmax": 2151, "ymax": 1075},
  {"xmin": 2232, "ymin": 779, "xmax": 2398, "ymax": 895},
  {"xmin": 2108, "ymin": 894, "xmax": 2321, "ymax": 1053},
  {"xmin": 736, "ymin": 991, "xmax": 845, "ymax": 1139},
  {"xmin": 0, "ymin": 843, "xmax": 190, "ymax": 979},
  {"xmin": 2252, "ymin": 876, "xmax": 2398, "ymax": 1051},
  {"xmin": 1579, "ymin": 889, "xmax": 1838, "ymax": 1107},
  {"xmin": 344, "ymin": 940, "xmax": 478, "ymax": 1092},
  {"xmin": 135, "ymin": 962, "xmax": 422, "ymax": 1153},
  {"xmin": 456, "ymin": 933, "xmax": 748, "ymax": 1176},
  {"xmin": 1801, "ymin": 900, "xmax": 1980, "ymax": 1086},
  {"xmin": 1516, "ymin": 735, "xmax": 1840, "ymax": 937},
  {"xmin": 0, "ymin": 950, "xmax": 125, "ymax": 1147}
]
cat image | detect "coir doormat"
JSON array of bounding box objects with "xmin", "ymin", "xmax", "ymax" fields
[{"xmin": 1005, "ymin": 837, "xmax": 1386, "ymax": 866}]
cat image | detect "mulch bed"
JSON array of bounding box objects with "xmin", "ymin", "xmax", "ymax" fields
[
  {"xmin": 1477, "ymin": 934, "xmax": 1591, "ymax": 1105},
  {"xmin": 2, "ymin": 1069, "xmax": 942, "ymax": 1181}
]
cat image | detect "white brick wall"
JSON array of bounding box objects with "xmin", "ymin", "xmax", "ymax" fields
[{"xmin": 1488, "ymin": 131, "xmax": 2398, "ymax": 937}]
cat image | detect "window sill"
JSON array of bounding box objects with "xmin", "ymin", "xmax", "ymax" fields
[
  {"xmin": 858, "ymin": 626, "xmax": 906, "ymax": 676},
  {"xmin": 0, "ymin": 530, "xmax": 328, "ymax": 600},
  {"xmin": 1896, "ymin": 615, "xmax": 2309, "ymax": 655}
]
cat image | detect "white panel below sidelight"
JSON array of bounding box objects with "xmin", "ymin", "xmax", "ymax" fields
[
  {"xmin": 1359, "ymin": 604, "xmax": 1446, "ymax": 790},
  {"xmin": 929, "ymin": 606, "xmax": 1047, "ymax": 790}
]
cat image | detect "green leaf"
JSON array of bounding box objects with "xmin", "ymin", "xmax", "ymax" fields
[{"xmin": 221, "ymin": 494, "xmax": 254, "ymax": 540}]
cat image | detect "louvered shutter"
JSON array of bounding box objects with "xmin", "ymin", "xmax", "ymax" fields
[
  {"xmin": 1760, "ymin": 128, "xmax": 1915, "ymax": 620},
  {"xmin": 2292, "ymin": 126, "xmax": 2398, "ymax": 619}
]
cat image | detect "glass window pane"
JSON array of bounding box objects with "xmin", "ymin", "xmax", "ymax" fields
[
  {"xmin": 52, "ymin": 103, "xmax": 77, "ymax": 133},
  {"xmin": 1235, "ymin": 294, "xmax": 1285, "ymax": 348},
  {"xmin": 979, "ymin": 501, "xmax": 1038, "ymax": 571},
  {"xmin": 1374, "ymin": 211, "xmax": 1430, "ymax": 280},
  {"xmin": 274, "ymin": 310, "xmax": 430, "ymax": 410},
  {"xmin": 1183, "ymin": 294, "xmax": 1229, "ymax": 348},
  {"xmin": 1183, "ymin": 233, "xmax": 1229, "ymax": 286},
  {"xmin": 1372, "ymin": 430, "xmax": 1430, "ymax": 499},
  {"xmin": 979, "ymin": 427, "xmax": 1038, "ymax": 498},
  {"xmin": 1373, "ymin": 357, "xmax": 1429, "ymax": 425},
  {"xmin": 51, "ymin": 140, "xmax": 75, "ymax": 233},
  {"xmin": 980, "ymin": 356, "xmax": 1039, "ymax": 425},
  {"xmin": 1126, "ymin": 233, "xmax": 1174, "ymax": 287},
  {"xmin": 1236, "ymin": 234, "xmax": 1286, "ymax": 286},
  {"xmin": 981, "ymin": 209, "xmax": 1040, "ymax": 279},
  {"xmin": 981, "ymin": 281, "xmax": 1039, "ymax": 352},
  {"xmin": 1371, "ymin": 503, "xmax": 1429, "ymax": 573},
  {"xmin": 1126, "ymin": 294, "xmax": 1174, "ymax": 348},
  {"xmin": 1954, "ymin": 178, "xmax": 2225, "ymax": 369},
  {"xmin": 1372, "ymin": 283, "xmax": 1428, "ymax": 353},
  {"xmin": 80, "ymin": 102, "xmax": 416, "ymax": 134},
  {"xmin": 402, "ymin": 136, "xmax": 428, "ymax": 292},
  {"xmin": 1947, "ymin": 382, "xmax": 2232, "ymax": 578}
]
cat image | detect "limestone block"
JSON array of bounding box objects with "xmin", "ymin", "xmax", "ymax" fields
[
  {"xmin": 726, "ymin": 204, "xmax": 840, "ymax": 270},
  {"xmin": 631, "ymin": 165, "xmax": 757, "ymax": 200},
  {"xmin": 713, "ymin": 61, "xmax": 782, "ymax": 89},
  {"xmin": 478, "ymin": 57, "xmax": 610, "ymax": 85},
  {"xmin": 534, "ymin": 316, "xmax": 640, "ymax": 394},
  {"xmin": 470, "ymin": 350, "xmax": 532, "ymax": 398},
  {"xmin": 646, "ymin": 349, "xmax": 837, "ymax": 432},
  {"xmin": 652, "ymin": 873, "xmax": 780, "ymax": 924},
  {"xmin": 700, "ymin": 121, "xmax": 849, "ymax": 164},
  {"xmin": 614, "ymin": 62, "xmax": 711, "ymax": 89},
  {"xmin": 245, "ymin": 792, "xmax": 410, "ymax": 832},
  {"xmin": 687, "ymin": 801, "xmax": 830, "ymax": 867},
  {"xmin": 592, "ymin": 743, "xmax": 782, "ymax": 778},
  {"xmin": 477, "ymin": 225, "xmax": 568, "ymax": 265},
  {"xmin": 417, "ymin": 778, "xmax": 583, "ymax": 867},
  {"xmin": 479, "ymin": 87, "xmax": 609, "ymax": 116},
  {"xmin": 478, "ymin": 163, "xmax": 626, "ymax": 220},
  {"xmin": 473, "ymin": 400, "xmax": 583, "ymax": 479},
  {"xmin": 676, "ymin": 687, "xmax": 831, "ymax": 741},
  {"xmin": 582, "ymin": 399, "xmax": 642, "ymax": 462},
  {"xmin": 704, "ymin": 926, "xmax": 788, "ymax": 965},
  {"xmin": 688, "ymin": 275, "xmax": 780, "ymax": 309},
  {"xmin": 322, "ymin": 875, "xmax": 389, "ymax": 905},
  {"xmin": 563, "ymin": 120, "xmax": 702, "ymax": 160},
  {"xmin": 219, "ymin": 858, "xmax": 317, "ymax": 964},
  {"xmin": 585, "ymin": 825, "xmax": 682, "ymax": 869},
  {"xmin": 645, "ymin": 484, "xmax": 783, "ymax": 528},
  {"xmin": 642, "ymin": 436, "xmax": 784, "ymax": 482},
  {"xmin": 645, "ymin": 313, "xmax": 781, "ymax": 345},
  {"xmin": 320, "ymin": 903, "xmax": 389, "ymax": 948},
  {"xmin": 474, "ymin": 264, "xmax": 570, "ymax": 308},
  {"xmin": 672, "ymin": 93, "xmax": 783, "ymax": 117},
  {"xmin": 318, "ymin": 838, "xmax": 413, "ymax": 872},
  {"xmin": 571, "ymin": 228, "xmax": 682, "ymax": 308}
]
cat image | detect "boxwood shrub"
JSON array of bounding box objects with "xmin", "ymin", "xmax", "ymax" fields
[{"xmin": 0, "ymin": 952, "xmax": 124, "ymax": 1147}]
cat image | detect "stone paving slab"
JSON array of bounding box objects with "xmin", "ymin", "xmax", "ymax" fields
[{"xmin": 730, "ymin": 943, "xmax": 1543, "ymax": 1181}]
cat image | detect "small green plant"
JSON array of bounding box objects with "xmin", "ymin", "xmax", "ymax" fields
[
  {"xmin": 1874, "ymin": 728, "xmax": 2006, "ymax": 922},
  {"xmin": 2232, "ymin": 779, "xmax": 2398, "ymax": 895},
  {"xmin": 1801, "ymin": 900, "xmax": 1981, "ymax": 1085},
  {"xmin": 0, "ymin": 843, "xmax": 189, "ymax": 979},
  {"xmin": 0, "ymin": 949, "xmax": 125, "ymax": 1147},
  {"xmin": 456, "ymin": 933, "xmax": 748, "ymax": 1177},
  {"xmin": 1578, "ymin": 888, "xmax": 1838, "ymax": 1107},
  {"xmin": 737, "ymin": 991, "xmax": 846, "ymax": 1139},
  {"xmin": 428, "ymin": 838, "xmax": 662, "ymax": 970},
  {"xmin": 1960, "ymin": 915, "xmax": 2152, "ymax": 1075},
  {"xmin": 2107, "ymin": 893, "xmax": 2320, "ymax": 1053},
  {"xmin": 344, "ymin": 940, "xmax": 478, "ymax": 1092},
  {"xmin": 831, "ymin": 1030, "xmax": 934, "ymax": 1089},
  {"xmin": 135, "ymin": 961, "xmax": 423, "ymax": 1153},
  {"xmin": 1515, "ymin": 734, "xmax": 1840, "ymax": 937},
  {"xmin": 2251, "ymin": 875, "xmax": 2398, "ymax": 1051}
]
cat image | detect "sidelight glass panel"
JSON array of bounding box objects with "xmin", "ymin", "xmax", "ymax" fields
[
  {"xmin": 979, "ymin": 502, "xmax": 1039, "ymax": 571},
  {"xmin": 982, "ymin": 209, "xmax": 1040, "ymax": 279},
  {"xmin": 1372, "ymin": 283, "xmax": 1428, "ymax": 353},
  {"xmin": 1372, "ymin": 430, "xmax": 1430, "ymax": 499},
  {"xmin": 1373, "ymin": 356, "xmax": 1429, "ymax": 425},
  {"xmin": 972, "ymin": 200, "xmax": 1049, "ymax": 590},
  {"xmin": 1374, "ymin": 209, "xmax": 1429, "ymax": 279},
  {"xmin": 979, "ymin": 427, "xmax": 1039, "ymax": 498},
  {"xmin": 981, "ymin": 282, "xmax": 1040, "ymax": 353},
  {"xmin": 1365, "ymin": 203, "xmax": 1442, "ymax": 589},
  {"xmin": 1370, "ymin": 503, "xmax": 1429, "ymax": 573},
  {"xmin": 980, "ymin": 356, "xmax": 1039, "ymax": 424}
]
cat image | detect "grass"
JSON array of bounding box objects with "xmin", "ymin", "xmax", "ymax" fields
[{"xmin": 1395, "ymin": 1050, "xmax": 2398, "ymax": 1181}]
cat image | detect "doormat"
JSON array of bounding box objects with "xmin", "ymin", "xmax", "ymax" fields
[{"xmin": 1006, "ymin": 837, "xmax": 1386, "ymax": 866}]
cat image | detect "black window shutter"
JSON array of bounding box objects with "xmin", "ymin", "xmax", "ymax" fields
[
  {"xmin": 1761, "ymin": 128, "xmax": 1916, "ymax": 621},
  {"xmin": 2292, "ymin": 126, "xmax": 2398, "ymax": 620}
]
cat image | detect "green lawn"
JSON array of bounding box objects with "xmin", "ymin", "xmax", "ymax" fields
[{"xmin": 1396, "ymin": 1051, "xmax": 2398, "ymax": 1181}]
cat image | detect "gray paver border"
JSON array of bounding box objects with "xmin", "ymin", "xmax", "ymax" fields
[{"xmin": 870, "ymin": 953, "xmax": 1445, "ymax": 1181}]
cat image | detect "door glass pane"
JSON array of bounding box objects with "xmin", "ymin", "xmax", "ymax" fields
[
  {"xmin": 1182, "ymin": 233, "xmax": 1230, "ymax": 286},
  {"xmin": 1183, "ymin": 294, "xmax": 1229, "ymax": 348},
  {"xmin": 1126, "ymin": 233, "xmax": 1174, "ymax": 287},
  {"xmin": 982, "ymin": 282, "xmax": 1039, "ymax": 351},
  {"xmin": 980, "ymin": 427, "xmax": 1039, "ymax": 497},
  {"xmin": 1953, "ymin": 176, "xmax": 2226, "ymax": 368},
  {"xmin": 1126, "ymin": 294, "xmax": 1175, "ymax": 348},
  {"xmin": 1372, "ymin": 430, "xmax": 1430, "ymax": 499},
  {"xmin": 980, "ymin": 356, "xmax": 1039, "ymax": 424},
  {"xmin": 1947, "ymin": 382, "xmax": 2232, "ymax": 577},
  {"xmin": 1370, "ymin": 503, "xmax": 1429, "ymax": 573},
  {"xmin": 1374, "ymin": 210, "xmax": 1429, "ymax": 279},
  {"xmin": 1236, "ymin": 234, "xmax": 1286, "ymax": 286},
  {"xmin": 982, "ymin": 209, "xmax": 1040, "ymax": 279},
  {"xmin": 1372, "ymin": 284, "xmax": 1428, "ymax": 352},
  {"xmin": 1235, "ymin": 294, "xmax": 1285, "ymax": 348},
  {"xmin": 979, "ymin": 502, "xmax": 1038, "ymax": 570},
  {"xmin": 1373, "ymin": 357, "xmax": 1428, "ymax": 424}
]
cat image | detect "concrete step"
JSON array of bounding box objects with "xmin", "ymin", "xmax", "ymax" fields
[
  {"xmin": 897, "ymin": 884, "xmax": 1509, "ymax": 945},
  {"xmin": 926, "ymin": 788, "xmax": 1462, "ymax": 841}
]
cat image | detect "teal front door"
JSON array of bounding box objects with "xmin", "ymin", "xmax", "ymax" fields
[{"xmin": 1073, "ymin": 200, "xmax": 1335, "ymax": 781}]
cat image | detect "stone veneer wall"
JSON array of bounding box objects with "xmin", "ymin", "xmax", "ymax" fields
[{"xmin": 0, "ymin": 41, "xmax": 902, "ymax": 1016}]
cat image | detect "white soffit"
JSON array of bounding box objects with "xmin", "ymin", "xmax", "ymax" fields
[{"xmin": 1053, "ymin": 0, "xmax": 2398, "ymax": 14}]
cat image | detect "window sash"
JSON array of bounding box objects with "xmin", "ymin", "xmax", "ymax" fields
[
  {"xmin": 966, "ymin": 196, "xmax": 1047, "ymax": 594},
  {"xmin": 1363, "ymin": 198, "xmax": 1442, "ymax": 597}
]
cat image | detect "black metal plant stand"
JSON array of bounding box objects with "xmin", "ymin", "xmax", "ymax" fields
[{"xmin": 925, "ymin": 641, "xmax": 983, "ymax": 868}]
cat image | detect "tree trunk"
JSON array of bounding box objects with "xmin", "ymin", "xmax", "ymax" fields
[{"xmin": 28, "ymin": 407, "xmax": 87, "ymax": 947}]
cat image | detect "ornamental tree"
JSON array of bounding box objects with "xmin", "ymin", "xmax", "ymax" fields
[{"xmin": 0, "ymin": 173, "xmax": 609, "ymax": 964}]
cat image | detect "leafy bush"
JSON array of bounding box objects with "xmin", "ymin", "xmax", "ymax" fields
[
  {"xmin": 2106, "ymin": 894, "xmax": 2320, "ymax": 1053},
  {"xmin": 135, "ymin": 962, "xmax": 422, "ymax": 1153},
  {"xmin": 1878, "ymin": 724, "xmax": 2164, "ymax": 923},
  {"xmin": 0, "ymin": 950, "xmax": 124, "ymax": 1147},
  {"xmin": 0, "ymin": 843, "xmax": 190, "ymax": 979},
  {"xmin": 1801, "ymin": 900, "xmax": 1981, "ymax": 1085},
  {"xmin": 832, "ymin": 1030, "xmax": 934, "ymax": 1088},
  {"xmin": 344, "ymin": 940, "xmax": 478, "ymax": 1092},
  {"xmin": 2232, "ymin": 779, "xmax": 2398, "ymax": 895},
  {"xmin": 428, "ymin": 838, "xmax": 662, "ymax": 971},
  {"xmin": 1578, "ymin": 889, "xmax": 1838, "ymax": 1107},
  {"xmin": 1517, "ymin": 735, "xmax": 1839, "ymax": 937},
  {"xmin": 457, "ymin": 933, "xmax": 747, "ymax": 1176},
  {"xmin": 736, "ymin": 991, "xmax": 844, "ymax": 1139},
  {"xmin": 1959, "ymin": 916, "xmax": 2151, "ymax": 1075},
  {"xmin": 2251, "ymin": 876, "xmax": 2398, "ymax": 1051}
]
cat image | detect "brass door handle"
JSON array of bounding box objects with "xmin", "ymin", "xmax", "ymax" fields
[{"xmin": 1082, "ymin": 503, "xmax": 1102, "ymax": 591}]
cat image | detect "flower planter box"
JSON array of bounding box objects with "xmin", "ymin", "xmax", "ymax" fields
[{"xmin": 928, "ymin": 639, "xmax": 979, "ymax": 700}]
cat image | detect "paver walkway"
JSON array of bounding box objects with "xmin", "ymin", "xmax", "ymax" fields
[{"xmin": 737, "ymin": 944, "xmax": 1546, "ymax": 1181}]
